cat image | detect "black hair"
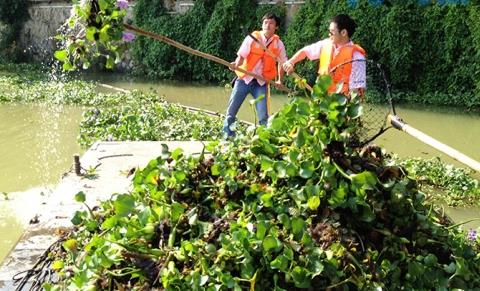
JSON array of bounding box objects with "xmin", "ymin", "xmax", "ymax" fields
[
  {"xmin": 262, "ymin": 12, "xmax": 281, "ymax": 27},
  {"xmin": 331, "ymin": 14, "xmax": 356, "ymax": 38}
]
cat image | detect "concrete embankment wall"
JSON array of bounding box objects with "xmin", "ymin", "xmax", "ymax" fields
[{"xmin": 20, "ymin": 0, "xmax": 304, "ymax": 63}]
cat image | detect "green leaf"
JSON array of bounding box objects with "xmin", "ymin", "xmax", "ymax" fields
[
  {"xmin": 327, "ymin": 110, "xmax": 340, "ymax": 121},
  {"xmin": 270, "ymin": 254, "xmax": 289, "ymax": 271},
  {"xmin": 52, "ymin": 260, "xmax": 64, "ymax": 271},
  {"xmin": 351, "ymin": 171, "xmax": 377, "ymax": 191},
  {"xmin": 211, "ymin": 164, "xmax": 220, "ymax": 176},
  {"xmin": 101, "ymin": 216, "xmax": 118, "ymax": 229},
  {"xmin": 275, "ymin": 161, "xmax": 287, "ymax": 178},
  {"xmin": 299, "ymin": 161, "xmax": 314, "ymax": 179},
  {"xmin": 315, "ymin": 75, "xmax": 332, "ymax": 94},
  {"xmin": 270, "ymin": 115, "xmax": 285, "ymax": 131},
  {"xmin": 278, "ymin": 213, "xmax": 291, "ymax": 229},
  {"xmin": 291, "ymin": 217, "xmax": 305, "ymax": 238},
  {"xmin": 263, "ymin": 235, "xmax": 281, "ymax": 252},
  {"xmin": 139, "ymin": 207, "xmax": 152, "ymax": 226},
  {"xmin": 54, "ymin": 50, "xmax": 68, "ymax": 62},
  {"xmin": 444, "ymin": 262, "xmax": 456, "ymax": 274},
  {"xmin": 171, "ymin": 202, "xmax": 185, "ymax": 222},
  {"xmin": 285, "ymin": 163, "xmax": 298, "ymax": 177},
  {"xmin": 75, "ymin": 191, "xmax": 86, "ymax": 203},
  {"xmin": 240, "ymin": 263, "xmax": 255, "ymax": 280},
  {"xmin": 71, "ymin": 210, "xmax": 86, "ymax": 225},
  {"xmin": 307, "ymin": 196, "xmax": 320, "ymax": 210},
  {"xmin": 291, "ymin": 266, "xmax": 311, "ymax": 288},
  {"xmin": 424, "ymin": 254, "xmax": 438, "ymax": 267},
  {"xmin": 105, "ymin": 56, "xmax": 114, "ymax": 69},
  {"xmin": 360, "ymin": 205, "xmax": 375, "ymax": 222},
  {"xmin": 62, "ymin": 239, "xmax": 77, "ymax": 252},
  {"xmin": 261, "ymin": 193, "xmax": 274, "ymax": 207},
  {"xmin": 288, "ymin": 149, "xmax": 300, "ymax": 162},
  {"xmin": 86, "ymin": 26, "xmax": 97, "ymax": 42},
  {"xmin": 62, "ymin": 61, "xmax": 73, "ymax": 71},
  {"xmin": 451, "ymin": 257, "xmax": 471, "ymax": 280},
  {"xmin": 174, "ymin": 171, "xmax": 186, "ymax": 182},
  {"xmin": 347, "ymin": 104, "xmax": 363, "ymax": 119},
  {"xmin": 99, "ymin": 24, "xmax": 111, "ymax": 42},
  {"xmin": 261, "ymin": 156, "xmax": 274, "ymax": 171},
  {"xmin": 98, "ymin": 0, "xmax": 108, "ymax": 10},
  {"xmin": 114, "ymin": 194, "xmax": 135, "ymax": 217},
  {"xmin": 295, "ymin": 127, "xmax": 307, "ymax": 147},
  {"xmin": 256, "ymin": 221, "xmax": 267, "ymax": 240},
  {"xmin": 172, "ymin": 148, "xmax": 184, "ymax": 160},
  {"xmin": 161, "ymin": 143, "xmax": 170, "ymax": 159},
  {"xmin": 328, "ymin": 182, "xmax": 347, "ymax": 206}
]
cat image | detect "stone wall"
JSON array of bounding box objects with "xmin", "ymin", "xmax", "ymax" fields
[
  {"xmin": 20, "ymin": 0, "xmax": 72, "ymax": 61},
  {"xmin": 20, "ymin": 0, "xmax": 304, "ymax": 62}
]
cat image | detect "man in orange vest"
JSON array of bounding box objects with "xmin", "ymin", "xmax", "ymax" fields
[
  {"xmin": 223, "ymin": 12, "xmax": 287, "ymax": 138},
  {"xmin": 282, "ymin": 14, "xmax": 366, "ymax": 96}
]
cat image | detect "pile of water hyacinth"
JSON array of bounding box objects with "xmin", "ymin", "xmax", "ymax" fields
[{"xmin": 28, "ymin": 78, "xmax": 478, "ymax": 290}]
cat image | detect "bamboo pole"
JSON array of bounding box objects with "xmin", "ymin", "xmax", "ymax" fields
[
  {"xmin": 123, "ymin": 24, "xmax": 291, "ymax": 93},
  {"xmin": 389, "ymin": 115, "xmax": 480, "ymax": 172}
]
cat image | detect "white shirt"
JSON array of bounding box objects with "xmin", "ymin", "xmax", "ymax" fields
[
  {"xmin": 236, "ymin": 33, "xmax": 288, "ymax": 86},
  {"xmin": 303, "ymin": 39, "xmax": 366, "ymax": 89}
]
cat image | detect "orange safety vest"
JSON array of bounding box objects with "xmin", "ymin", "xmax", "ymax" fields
[
  {"xmin": 318, "ymin": 39, "xmax": 366, "ymax": 95},
  {"xmin": 236, "ymin": 31, "xmax": 281, "ymax": 82}
]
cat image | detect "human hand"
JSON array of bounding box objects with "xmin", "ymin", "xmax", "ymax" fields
[
  {"xmin": 282, "ymin": 60, "xmax": 294, "ymax": 74},
  {"xmin": 229, "ymin": 61, "xmax": 237, "ymax": 71}
]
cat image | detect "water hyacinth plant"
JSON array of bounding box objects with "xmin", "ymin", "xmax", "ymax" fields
[
  {"xmin": 32, "ymin": 77, "xmax": 480, "ymax": 290},
  {"xmin": 467, "ymin": 229, "xmax": 478, "ymax": 241},
  {"xmin": 54, "ymin": 0, "xmax": 132, "ymax": 70}
]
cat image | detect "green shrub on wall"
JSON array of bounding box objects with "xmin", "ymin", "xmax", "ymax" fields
[
  {"xmin": 469, "ymin": 3, "xmax": 480, "ymax": 104},
  {"xmin": 132, "ymin": 0, "xmax": 286, "ymax": 83},
  {"xmin": 283, "ymin": 0, "xmax": 329, "ymax": 84},
  {"xmin": 284, "ymin": 0, "xmax": 480, "ymax": 109},
  {"xmin": 132, "ymin": 0, "xmax": 175, "ymax": 78},
  {"xmin": 0, "ymin": 0, "xmax": 30, "ymax": 62},
  {"xmin": 194, "ymin": 0, "xmax": 258, "ymax": 82}
]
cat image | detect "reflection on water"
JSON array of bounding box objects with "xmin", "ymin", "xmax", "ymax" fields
[
  {"xmin": 0, "ymin": 103, "xmax": 82, "ymax": 262},
  {"xmin": 0, "ymin": 103, "xmax": 83, "ymax": 192},
  {"xmin": 443, "ymin": 206, "xmax": 480, "ymax": 231},
  {"xmin": 0, "ymin": 203, "xmax": 24, "ymax": 262},
  {"xmin": 0, "ymin": 203, "xmax": 23, "ymax": 263},
  {"xmin": 376, "ymin": 105, "xmax": 480, "ymax": 179},
  {"xmin": 93, "ymin": 75, "xmax": 290, "ymax": 124}
]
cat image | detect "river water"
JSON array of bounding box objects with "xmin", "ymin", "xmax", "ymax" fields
[{"xmin": 1, "ymin": 76, "xmax": 479, "ymax": 262}]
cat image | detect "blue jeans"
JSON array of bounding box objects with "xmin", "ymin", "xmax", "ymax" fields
[{"xmin": 223, "ymin": 79, "xmax": 268, "ymax": 137}]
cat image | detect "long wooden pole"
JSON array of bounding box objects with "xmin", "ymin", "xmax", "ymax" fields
[
  {"xmin": 389, "ymin": 115, "xmax": 480, "ymax": 172},
  {"xmin": 123, "ymin": 24, "xmax": 291, "ymax": 93}
]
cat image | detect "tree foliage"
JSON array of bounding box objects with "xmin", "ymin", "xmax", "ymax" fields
[
  {"xmin": 132, "ymin": 0, "xmax": 287, "ymax": 82},
  {"xmin": 0, "ymin": 0, "xmax": 30, "ymax": 62},
  {"xmin": 284, "ymin": 0, "xmax": 480, "ymax": 109}
]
